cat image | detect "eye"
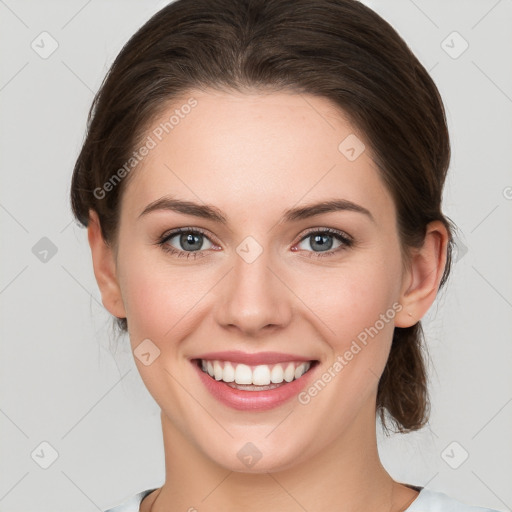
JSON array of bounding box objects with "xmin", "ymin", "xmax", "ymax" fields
[
  {"xmin": 294, "ymin": 228, "xmax": 353, "ymax": 258},
  {"xmin": 157, "ymin": 228, "xmax": 217, "ymax": 259}
]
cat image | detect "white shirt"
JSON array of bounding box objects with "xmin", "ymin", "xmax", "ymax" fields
[{"xmin": 103, "ymin": 486, "xmax": 502, "ymax": 512}]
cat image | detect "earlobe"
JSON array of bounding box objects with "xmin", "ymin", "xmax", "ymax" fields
[
  {"xmin": 87, "ymin": 210, "xmax": 127, "ymax": 319},
  {"xmin": 395, "ymin": 221, "xmax": 449, "ymax": 328}
]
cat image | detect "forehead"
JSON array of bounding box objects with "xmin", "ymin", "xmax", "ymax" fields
[{"xmin": 121, "ymin": 89, "xmax": 394, "ymax": 225}]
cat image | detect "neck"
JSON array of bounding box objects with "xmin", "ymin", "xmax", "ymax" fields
[{"xmin": 148, "ymin": 404, "xmax": 418, "ymax": 512}]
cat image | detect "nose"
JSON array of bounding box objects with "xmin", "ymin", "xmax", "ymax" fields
[{"xmin": 214, "ymin": 243, "xmax": 293, "ymax": 336}]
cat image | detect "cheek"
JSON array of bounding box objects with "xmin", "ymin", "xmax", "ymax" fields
[
  {"xmin": 120, "ymin": 261, "xmax": 205, "ymax": 340},
  {"xmin": 115, "ymin": 252, "xmax": 205, "ymax": 406},
  {"xmin": 304, "ymin": 256, "xmax": 402, "ymax": 347},
  {"xmin": 291, "ymin": 257, "xmax": 402, "ymax": 428}
]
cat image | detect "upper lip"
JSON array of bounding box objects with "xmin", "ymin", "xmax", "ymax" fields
[{"xmin": 192, "ymin": 350, "xmax": 316, "ymax": 366}]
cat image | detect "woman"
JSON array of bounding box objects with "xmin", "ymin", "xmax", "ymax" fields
[{"xmin": 70, "ymin": 0, "xmax": 500, "ymax": 511}]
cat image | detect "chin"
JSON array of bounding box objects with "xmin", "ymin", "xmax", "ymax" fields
[{"xmin": 195, "ymin": 430, "xmax": 316, "ymax": 474}]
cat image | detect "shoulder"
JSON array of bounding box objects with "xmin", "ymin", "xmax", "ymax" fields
[
  {"xmin": 407, "ymin": 487, "xmax": 501, "ymax": 512},
  {"xmin": 103, "ymin": 488, "xmax": 159, "ymax": 512}
]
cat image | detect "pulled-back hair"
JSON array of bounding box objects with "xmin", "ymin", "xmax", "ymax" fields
[{"xmin": 70, "ymin": 0, "xmax": 454, "ymax": 433}]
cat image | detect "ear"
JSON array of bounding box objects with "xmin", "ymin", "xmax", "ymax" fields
[
  {"xmin": 87, "ymin": 210, "xmax": 126, "ymax": 319},
  {"xmin": 394, "ymin": 220, "xmax": 449, "ymax": 328}
]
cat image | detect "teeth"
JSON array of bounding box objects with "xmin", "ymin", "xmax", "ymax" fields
[
  {"xmin": 222, "ymin": 362, "xmax": 235, "ymax": 382},
  {"xmin": 213, "ymin": 361, "xmax": 223, "ymax": 381},
  {"xmin": 295, "ymin": 364, "xmax": 307, "ymax": 379},
  {"xmin": 284, "ymin": 363, "xmax": 295, "ymax": 382},
  {"xmin": 234, "ymin": 363, "xmax": 252, "ymax": 385},
  {"xmin": 270, "ymin": 364, "xmax": 284, "ymax": 384},
  {"xmin": 199, "ymin": 359, "xmax": 312, "ymax": 385},
  {"xmin": 252, "ymin": 365, "xmax": 271, "ymax": 385}
]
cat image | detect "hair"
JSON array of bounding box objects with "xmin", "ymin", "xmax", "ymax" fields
[{"xmin": 70, "ymin": 0, "xmax": 455, "ymax": 433}]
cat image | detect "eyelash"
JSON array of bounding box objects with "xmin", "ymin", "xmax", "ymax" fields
[{"xmin": 156, "ymin": 227, "xmax": 354, "ymax": 260}]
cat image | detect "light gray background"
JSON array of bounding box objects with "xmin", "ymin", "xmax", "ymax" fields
[{"xmin": 0, "ymin": 1, "xmax": 511, "ymax": 511}]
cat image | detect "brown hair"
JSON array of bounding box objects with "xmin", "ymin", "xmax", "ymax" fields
[{"xmin": 70, "ymin": 0, "xmax": 455, "ymax": 433}]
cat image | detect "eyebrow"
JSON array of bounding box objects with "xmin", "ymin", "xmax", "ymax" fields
[{"xmin": 138, "ymin": 196, "xmax": 375, "ymax": 224}]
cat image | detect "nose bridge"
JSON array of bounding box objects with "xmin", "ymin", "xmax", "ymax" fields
[{"xmin": 215, "ymin": 235, "xmax": 292, "ymax": 334}]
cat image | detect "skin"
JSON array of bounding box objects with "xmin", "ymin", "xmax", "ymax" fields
[{"xmin": 88, "ymin": 89, "xmax": 448, "ymax": 512}]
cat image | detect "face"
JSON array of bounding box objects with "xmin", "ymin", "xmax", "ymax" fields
[{"xmin": 109, "ymin": 89, "xmax": 410, "ymax": 472}]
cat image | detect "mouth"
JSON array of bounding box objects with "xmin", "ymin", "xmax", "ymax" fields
[
  {"xmin": 191, "ymin": 356, "xmax": 319, "ymax": 410},
  {"xmin": 193, "ymin": 358, "xmax": 318, "ymax": 390}
]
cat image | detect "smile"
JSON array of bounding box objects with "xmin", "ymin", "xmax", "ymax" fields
[
  {"xmin": 191, "ymin": 352, "xmax": 319, "ymax": 410},
  {"xmin": 198, "ymin": 359, "xmax": 312, "ymax": 388}
]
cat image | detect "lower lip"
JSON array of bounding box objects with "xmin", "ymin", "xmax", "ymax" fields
[{"xmin": 192, "ymin": 360, "xmax": 317, "ymax": 411}]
